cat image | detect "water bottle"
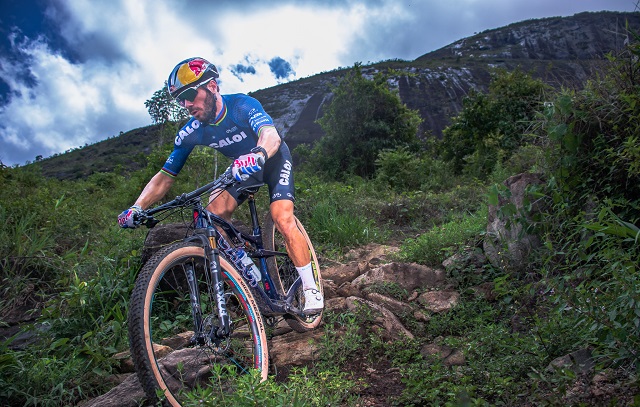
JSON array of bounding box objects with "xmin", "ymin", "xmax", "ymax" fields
[{"xmin": 237, "ymin": 249, "xmax": 261, "ymax": 282}]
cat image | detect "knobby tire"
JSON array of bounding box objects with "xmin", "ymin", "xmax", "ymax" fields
[{"xmin": 128, "ymin": 242, "xmax": 268, "ymax": 406}]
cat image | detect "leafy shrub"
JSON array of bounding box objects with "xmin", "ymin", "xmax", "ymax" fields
[
  {"xmin": 306, "ymin": 201, "xmax": 381, "ymax": 250},
  {"xmin": 534, "ymin": 33, "xmax": 640, "ymax": 370},
  {"xmin": 183, "ymin": 367, "xmax": 356, "ymax": 407},
  {"xmin": 294, "ymin": 174, "xmax": 385, "ymax": 252},
  {"xmin": 375, "ymin": 146, "xmax": 457, "ymax": 193},
  {"xmin": 441, "ymin": 68, "xmax": 549, "ymax": 178},
  {"xmin": 540, "ymin": 204, "xmax": 640, "ymax": 367},
  {"xmin": 306, "ymin": 63, "xmax": 421, "ymax": 179}
]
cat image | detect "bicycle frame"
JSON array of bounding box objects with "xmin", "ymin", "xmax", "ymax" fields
[{"xmin": 142, "ymin": 170, "xmax": 305, "ymax": 341}]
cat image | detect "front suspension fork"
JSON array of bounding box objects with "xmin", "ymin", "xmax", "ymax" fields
[{"xmin": 205, "ymin": 229, "xmax": 231, "ymax": 338}]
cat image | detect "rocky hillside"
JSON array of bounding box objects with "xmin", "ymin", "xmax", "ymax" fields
[
  {"xmin": 262, "ymin": 11, "xmax": 639, "ymax": 147},
  {"xmin": 33, "ymin": 11, "xmax": 639, "ymax": 179}
]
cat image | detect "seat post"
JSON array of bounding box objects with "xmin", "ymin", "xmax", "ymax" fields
[{"xmin": 247, "ymin": 194, "xmax": 261, "ymax": 235}]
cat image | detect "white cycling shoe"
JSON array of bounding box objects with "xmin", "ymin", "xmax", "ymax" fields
[{"xmin": 303, "ymin": 288, "xmax": 324, "ymax": 315}]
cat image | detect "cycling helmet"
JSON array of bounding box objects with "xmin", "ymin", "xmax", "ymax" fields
[{"xmin": 167, "ymin": 57, "xmax": 219, "ymax": 100}]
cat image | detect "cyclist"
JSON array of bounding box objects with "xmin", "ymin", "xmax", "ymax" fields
[{"xmin": 118, "ymin": 57, "xmax": 323, "ymax": 314}]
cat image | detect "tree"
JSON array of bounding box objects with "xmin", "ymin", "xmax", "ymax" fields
[
  {"xmin": 144, "ymin": 82, "xmax": 189, "ymax": 124},
  {"xmin": 308, "ymin": 64, "xmax": 422, "ymax": 179},
  {"xmin": 441, "ymin": 68, "xmax": 548, "ymax": 177}
]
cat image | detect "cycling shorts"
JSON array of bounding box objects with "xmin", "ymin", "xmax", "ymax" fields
[{"xmin": 227, "ymin": 150, "xmax": 295, "ymax": 205}]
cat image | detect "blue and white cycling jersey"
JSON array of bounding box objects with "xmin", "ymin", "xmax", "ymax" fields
[{"xmin": 161, "ymin": 93, "xmax": 295, "ymax": 203}]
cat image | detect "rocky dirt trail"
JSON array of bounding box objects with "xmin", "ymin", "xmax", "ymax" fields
[{"xmin": 83, "ymin": 242, "xmax": 472, "ymax": 406}]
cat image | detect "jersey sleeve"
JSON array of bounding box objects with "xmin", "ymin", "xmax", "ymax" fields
[
  {"xmin": 160, "ymin": 119, "xmax": 200, "ymax": 177},
  {"xmin": 161, "ymin": 146, "xmax": 193, "ymax": 178}
]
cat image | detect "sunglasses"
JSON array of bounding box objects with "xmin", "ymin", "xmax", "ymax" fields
[{"xmin": 175, "ymin": 77, "xmax": 215, "ymax": 107}]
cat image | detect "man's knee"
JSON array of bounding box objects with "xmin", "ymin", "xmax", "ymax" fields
[
  {"xmin": 271, "ymin": 204, "xmax": 296, "ymax": 235},
  {"xmin": 207, "ymin": 191, "xmax": 237, "ymax": 220}
]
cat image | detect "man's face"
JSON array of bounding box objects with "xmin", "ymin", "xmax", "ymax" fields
[{"xmin": 183, "ymin": 83, "xmax": 217, "ymax": 123}]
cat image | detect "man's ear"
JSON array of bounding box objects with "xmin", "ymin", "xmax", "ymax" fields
[{"xmin": 207, "ymin": 80, "xmax": 219, "ymax": 92}]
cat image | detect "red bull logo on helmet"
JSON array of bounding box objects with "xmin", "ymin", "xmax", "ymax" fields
[{"xmin": 177, "ymin": 58, "xmax": 208, "ymax": 86}]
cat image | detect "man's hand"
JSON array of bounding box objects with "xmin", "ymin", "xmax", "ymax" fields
[
  {"xmin": 232, "ymin": 153, "xmax": 265, "ymax": 182},
  {"xmin": 118, "ymin": 205, "xmax": 143, "ymax": 228}
]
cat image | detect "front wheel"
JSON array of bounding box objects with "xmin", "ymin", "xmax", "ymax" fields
[
  {"xmin": 264, "ymin": 214, "xmax": 323, "ymax": 332},
  {"xmin": 128, "ymin": 242, "xmax": 269, "ymax": 406}
]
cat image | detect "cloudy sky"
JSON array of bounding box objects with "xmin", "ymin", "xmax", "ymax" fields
[{"xmin": 0, "ymin": 0, "xmax": 637, "ymax": 166}]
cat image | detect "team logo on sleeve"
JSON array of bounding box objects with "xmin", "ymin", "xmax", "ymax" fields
[{"xmin": 175, "ymin": 120, "xmax": 201, "ymax": 145}]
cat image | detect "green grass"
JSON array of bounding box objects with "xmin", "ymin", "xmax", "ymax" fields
[
  {"xmin": 182, "ymin": 367, "xmax": 358, "ymax": 407},
  {"xmin": 398, "ymin": 205, "xmax": 488, "ymax": 266}
]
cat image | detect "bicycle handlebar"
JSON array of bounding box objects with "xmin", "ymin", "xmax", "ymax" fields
[{"xmin": 137, "ymin": 166, "xmax": 237, "ymax": 227}]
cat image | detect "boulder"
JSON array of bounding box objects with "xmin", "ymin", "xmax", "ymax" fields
[
  {"xmin": 364, "ymin": 292, "xmax": 415, "ymax": 316},
  {"xmin": 421, "ymin": 343, "xmax": 465, "ymax": 366},
  {"xmin": 322, "ymin": 244, "xmax": 399, "ymax": 285},
  {"xmin": 547, "ymin": 348, "xmax": 594, "ymax": 375},
  {"xmin": 142, "ymin": 223, "xmax": 192, "ymax": 263},
  {"xmin": 418, "ymin": 290, "xmax": 460, "ymax": 313},
  {"xmin": 269, "ymin": 329, "xmax": 323, "ymax": 366},
  {"xmin": 81, "ymin": 373, "xmax": 145, "ymax": 407},
  {"xmin": 352, "ymin": 262, "xmax": 445, "ymax": 292},
  {"xmin": 483, "ymin": 172, "xmax": 544, "ymax": 274}
]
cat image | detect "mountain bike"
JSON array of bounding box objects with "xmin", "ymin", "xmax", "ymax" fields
[{"xmin": 126, "ymin": 167, "xmax": 323, "ymax": 406}]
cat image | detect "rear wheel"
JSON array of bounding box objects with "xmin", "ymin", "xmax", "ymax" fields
[
  {"xmin": 264, "ymin": 214, "xmax": 323, "ymax": 332},
  {"xmin": 128, "ymin": 242, "xmax": 268, "ymax": 406}
]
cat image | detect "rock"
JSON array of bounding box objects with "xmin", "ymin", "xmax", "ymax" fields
[
  {"xmin": 345, "ymin": 296, "xmax": 414, "ymax": 340},
  {"xmin": 483, "ymin": 172, "xmax": 544, "ymax": 274},
  {"xmin": 470, "ymin": 282, "xmax": 496, "ymax": 301},
  {"xmin": 352, "ymin": 263, "xmax": 445, "ymax": 292},
  {"xmin": 160, "ymin": 331, "xmax": 194, "ymax": 349},
  {"xmin": 418, "ymin": 290, "xmax": 460, "ymax": 313},
  {"xmin": 322, "ymin": 263, "xmax": 366, "ymax": 286},
  {"xmin": 344, "ymin": 244, "xmax": 400, "ymax": 264},
  {"xmin": 335, "ymin": 281, "xmax": 364, "ymax": 298},
  {"xmin": 269, "ymin": 330, "xmax": 323, "ymax": 366},
  {"xmin": 112, "ymin": 351, "xmax": 135, "ymax": 374},
  {"xmin": 407, "ymin": 291, "xmax": 419, "ymax": 302},
  {"xmin": 547, "ymin": 348, "xmax": 594, "ymax": 375},
  {"xmin": 322, "ymin": 244, "xmax": 400, "ymax": 286},
  {"xmin": 142, "ymin": 223, "xmax": 192, "ymax": 263},
  {"xmin": 413, "ymin": 310, "xmax": 430, "ymax": 322},
  {"xmin": 326, "ymin": 297, "xmax": 348, "ymax": 311},
  {"xmin": 82, "ymin": 373, "xmax": 145, "ymax": 407},
  {"xmin": 321, "ymin": 279, "xmax": 339, "ymax": 299},
  {"xmin": 442, "ymin": 248, "xmax": 487, "ymax": 271},
  {"xmin": 364, "ymin": 292, "xmax": 415, "ymax": 316},
  {"xmin": 420, "ymin": 343, "xmax": 465, "ymax": 366},
  {"xmin": 271, "ymin": 318, "xmax": 294, "ymax": 336}
]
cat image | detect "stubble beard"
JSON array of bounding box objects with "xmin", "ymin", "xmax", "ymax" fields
[{"xmin": 196, "ymin": 89, "xmax": 218, "ymax": 124}]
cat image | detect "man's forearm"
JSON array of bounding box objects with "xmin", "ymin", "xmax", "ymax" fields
[
  {"xmin": 134, "ymin": 172, "xmax": 174, "ymax": 209},
  {"xmin": 257, "ymin": 126, "xmax": 281, "ymax": 159}
]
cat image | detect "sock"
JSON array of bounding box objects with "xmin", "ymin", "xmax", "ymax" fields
[{"xmin": 296, "ymin": 263, "xmax": 317, "ymax": 291}]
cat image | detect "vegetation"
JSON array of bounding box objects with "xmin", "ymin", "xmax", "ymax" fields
[
  {"xmin": 441, "ymin": 68, "xmax": 549, "ymax": 177},
  {"xmin": 1, "ymin": 29, "xmax": 639, "ymax": 407},
  {"xmin": 303, "ymin": 63, "xmax": 422, "ymax": 180}
]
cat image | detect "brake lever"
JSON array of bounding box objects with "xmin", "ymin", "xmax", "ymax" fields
[
  {"xmin": 144, "ymin": 218, "xmax": 160, "ymax": 229},
  {"xmin": 135, "ymin": 211, "xmax": 158, "ymax": 229}
]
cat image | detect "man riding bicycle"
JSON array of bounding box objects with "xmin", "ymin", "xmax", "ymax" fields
[{"xmin": 118, "ymin": 57, "xmax": 323, "ymax": 314}]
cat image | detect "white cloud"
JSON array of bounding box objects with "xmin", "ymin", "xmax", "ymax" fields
[{"xmin": 0, "ymin": 0, "xmax": 636, "ymax": 166}]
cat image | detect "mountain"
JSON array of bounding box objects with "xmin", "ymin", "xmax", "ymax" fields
[
  {"xmin": 264, "ymin": 11, "xmax": 639, "ymax": 149},
  {"xmin": 33, "ymin": 11, "xmax": 639, "ymax": 180}
]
